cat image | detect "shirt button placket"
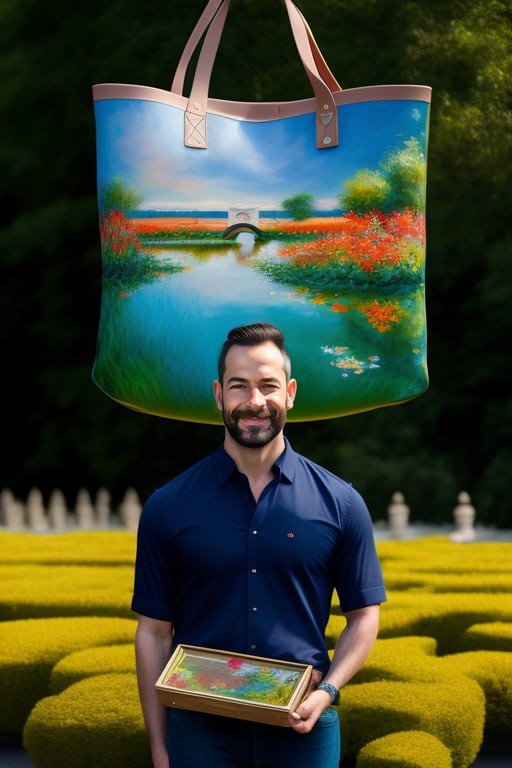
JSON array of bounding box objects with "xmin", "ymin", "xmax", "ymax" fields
[{"xmin": 249, "ymin": 529, "xmax": 259, "ymax": 651}]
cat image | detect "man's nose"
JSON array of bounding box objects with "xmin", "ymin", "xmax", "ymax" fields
[{"xmin": 247, "ymin": 386, "xmax": 266, "ymax": 406}]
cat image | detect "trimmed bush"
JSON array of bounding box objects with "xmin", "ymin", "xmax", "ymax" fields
[
  {"xmin": 339, "ymin": 677, "xmax": 485, "ymax": 768},
  {"xmin": 356, "ymin": 730, "xmax": 452, "ymax": 768},
  {"xmin": 350, "ymin": 636, "xmax": 438, "ymax": 684},
  {"xmin": 0, "ymin": 617, "xmax": 136, "ymax": 735},
  {"xmin": 436, "ymin": 651, "xmax": 512, "ymax": 738},
  {"xmin": 0, "ymin": 564, "xmax": 134, "ymax": 620},
  {"xmin": 0, "ymin": 532, "xmax": 136, "ymax": 565},
  {"xmin": 461, "ymin": 621, "xmax": 512, "ymax": 652},
  {"xmin": 378, "ymin": 591, "xmax": 512, "ymax": 653},
  {"xmin": 50, "ymin": 644, "xmax": 135, "ymax": 694},
  {"xmin": 23, "ymin": 673, "xmax": 151, "ymax": 768}
]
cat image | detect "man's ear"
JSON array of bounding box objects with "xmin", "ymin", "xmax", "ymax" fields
[
  {"xmin": 212, "ymin": 380, "xmax": 223, "ymax": 411},
  {"xmin": 286, "ymin": 378, "xmax": 297, "ymax": 410}
]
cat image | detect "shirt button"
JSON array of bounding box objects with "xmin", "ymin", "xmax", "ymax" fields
[
  {"xmin": 251, "ymin": 568, "xmax": 257, "ymax": 574},
  {"xmin": 252, "ymin": 607, "xmax": 258, "ymax": 612},
  {"xmin": 251, "ymin": 644, "xmax": 256, "ymax": 650},
  {"xmin": 252, "ymin": 530, "xmax": 258, "ymax": 535}
]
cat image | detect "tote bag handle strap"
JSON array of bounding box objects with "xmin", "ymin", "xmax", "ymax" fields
[
  {"xmin": 171, "ymin": 0, "xmax": 341, "ymax": 97},
  {"xmin": 177, "ymin": 0, "xmax": 340, "ymax": 150}
]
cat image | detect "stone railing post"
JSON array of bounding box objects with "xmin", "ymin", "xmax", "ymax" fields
[
  {"xmin": 26, "ymin": 487, "xmax": 48, "ymax": 531},
  {"xmin": 451, "ymin": 491, "xmax": 476, "ymax": 541},
  {"xmin": 387, "ymin": 491, "xmax": 410, "ymax": 536},
  {"xmin": 48, "ymin": 489, "xmax": 68, "ymax": 530},
  {"xmin": 119, "ymin": 487, "xmax": 142, "ymax": 531}
]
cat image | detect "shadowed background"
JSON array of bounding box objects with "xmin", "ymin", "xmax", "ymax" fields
[{"xmin": 1, "ymin": 0, "xmax": 511, "ymax": 526}]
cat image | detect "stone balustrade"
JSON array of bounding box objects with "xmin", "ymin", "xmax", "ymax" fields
[
  {"xmin": 0, "ymin": 486, "xmax": 478, "ymax": 540},
  {"xmin": 0, "ymin": 487, "xmax": 142, "ymax": 532}
]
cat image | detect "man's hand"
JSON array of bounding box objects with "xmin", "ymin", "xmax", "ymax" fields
[{"xmin": 287, "ymin": 688, "xmax": 332, "ymax": 733}]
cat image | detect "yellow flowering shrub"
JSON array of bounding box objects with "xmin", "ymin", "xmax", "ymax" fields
[
  {"xmin": 23, "ymin": 673, "xmax": 151, "ymax": 768},
  {"xmin": 0, "ymin": 564, "xmax": 134, "ymax": 620},
  {"xmin": 0, "ymin": 616, "xmax": 136, "ymax": 735},
  {"xmin": 0, "ymin": 532, "xmax": 136, "ymax": 565},
  {"xmin": 350, "ymin": 636, "xmax": 438, "ymax": 684},
  {"xmin": 461, "ymin": 621, "xmax": 512, "ymax": 652},
  {"xmin": 436, "ymin": 651, "xmax": 512, "ymax": 738},
  {"xmin": 378, "ymin": 591, "xmax": 512, "ymax": 653},
  {"xmin": 50, "ymin": 644, "xmax": 135, "ymax": 694},
  {"xmin": 356, "ymin": 730, "xmax": 452, "ymax": 768},
  {"xmin": 339, "ymin": 676, "xmax": 485, "ymax": 768},
  {"xmin": 0, "ymin": 532, "xmax": 509, "ymax": 767}
]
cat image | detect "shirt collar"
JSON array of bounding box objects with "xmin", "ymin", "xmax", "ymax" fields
[{"xmin": 214, "ymin": 436, "xmax": 297, "ymax": 485}]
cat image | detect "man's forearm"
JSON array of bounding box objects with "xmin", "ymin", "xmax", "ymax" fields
[
  {"xmin": 325, "ymin": 604, "xmax": 380, "ymax": 689},
  {"xmin": 135, "ymin": 620, "xmax": 173, "ymax": 767}
]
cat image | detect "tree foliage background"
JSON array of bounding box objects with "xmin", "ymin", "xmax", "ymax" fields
[{"xmin": 1, "ymin": 0, "xmax": 511, "ymax": 525}]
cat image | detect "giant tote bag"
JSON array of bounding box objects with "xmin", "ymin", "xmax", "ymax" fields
[{"xmin": 92, "ymin": 0, "xmax": 431, "ymax": 424}]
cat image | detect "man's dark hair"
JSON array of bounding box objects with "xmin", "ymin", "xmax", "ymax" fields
[{"xmin": 217, "ymin": 322, "xmax": 291, "ymax": 383}]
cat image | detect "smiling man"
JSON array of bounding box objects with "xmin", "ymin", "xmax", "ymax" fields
[{"xmin": 132, "ymin": 322, "xmax": 386, "ymax": 768}]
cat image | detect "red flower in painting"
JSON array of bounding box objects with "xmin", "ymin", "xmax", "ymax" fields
[
  {"xmin": 227, "ymin": 658, "xmax": 244, "ymax": 670},
  {"xmin": 99, "ymin": 208, "xmax": 141, "ymax": 256},
  {"xmin": 168, "ymin": 673, "xmax": 187, "ymax": 689}
]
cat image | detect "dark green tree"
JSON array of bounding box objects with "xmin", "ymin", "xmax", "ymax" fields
[{"xmin": 281, "ymin": 193, "xmax": 316, "ymax": 221}]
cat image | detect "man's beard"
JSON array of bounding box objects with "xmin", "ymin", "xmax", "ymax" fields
[{"xmin": 222, "ymin": 404, "xmax": 285, "ymax": 448}]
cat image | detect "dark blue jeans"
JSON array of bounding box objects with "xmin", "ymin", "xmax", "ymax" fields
[{"xmin": 167, "ymin": 707, "xmax": 340, "ymax": 768}]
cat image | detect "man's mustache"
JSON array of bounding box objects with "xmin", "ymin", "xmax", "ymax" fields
[{"xmin": 233, "ymin": 406, "xmax": 274, "ymax": 419}]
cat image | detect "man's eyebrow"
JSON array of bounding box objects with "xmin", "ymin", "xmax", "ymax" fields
[{"xmin": 226, "ymin": 375, "xmax": 281, "ymax": 385}]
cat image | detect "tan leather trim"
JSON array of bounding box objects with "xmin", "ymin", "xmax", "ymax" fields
[{"xmin": 92, "ymin": 83, "xmax": 432, "ymax": 123}]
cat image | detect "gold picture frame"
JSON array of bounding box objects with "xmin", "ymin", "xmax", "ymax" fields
[{"xmin": 155, "ymin": 644, "xmax": 313, "ymax": 727}]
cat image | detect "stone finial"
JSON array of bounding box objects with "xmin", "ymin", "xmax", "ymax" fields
[
  {"xmin": 26, "ymin": 487, "xmax": 48, "ymax": 531},
  {"xmin": 1, "ymin": 488, "xmax": 25, "ymax": 529},
  {"xmin": 95, "ymin": 487, "xmax": 111, "ymax": 527},
  {"xmin": 75, "ymin": 487, "xmax": 95, "ymax": 529},
  {"xmin": 451, "ymin": 491, "xmax": 476, "ymax": 542},
  {"xmin": 48, "ymin": 489, "xmax": 68, "ymax": 530},
  {"xmin": 387, "ymin": 491, "xmax": 410, "ymax": 535},
  {"xmin": 119, "ymin": 487, "xmax": 141, "ymax": 531}
]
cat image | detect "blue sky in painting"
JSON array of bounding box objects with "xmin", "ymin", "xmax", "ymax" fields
[{"xmin": 94, "ymin": 97, "xmax": 429, "ymax": 211}]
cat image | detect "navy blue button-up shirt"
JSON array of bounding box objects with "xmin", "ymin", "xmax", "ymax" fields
[{"xmin": 132, "ymin": 439, "xmax": 386, "ymax": 674}]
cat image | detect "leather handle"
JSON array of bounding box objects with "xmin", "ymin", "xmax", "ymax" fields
[
  {"xmin": 171, "ymin": 0, "xmax": 341, "ymax": 96},
  {"xmin": 175, "ymin": 0, "xmax": 340, "ymax": 150}
]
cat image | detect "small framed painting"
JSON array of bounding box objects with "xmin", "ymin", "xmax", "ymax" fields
[{"xmin": 155, "ymin": 644, "xmax": 313, "ymax": 727}]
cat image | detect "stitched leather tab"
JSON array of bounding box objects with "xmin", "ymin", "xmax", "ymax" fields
[
  {"xmin": 185, "ymin": 110, "xmax": 207, "ymax": 148},
  {"xmin": 317, "ymin": 109, "xmax": 338, "ymax": 148}
]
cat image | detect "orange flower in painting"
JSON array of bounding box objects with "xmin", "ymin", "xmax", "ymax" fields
[
  {"xmin": 362, "ymin": 299, "xmax": 402, "ymax": 332},
  {"xmin": 331, "ymin": 302, "xmax": 349, "ymax": 313}
]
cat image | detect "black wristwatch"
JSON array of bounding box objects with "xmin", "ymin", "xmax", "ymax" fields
[{"xmin": 317, "ymin": 681, "xmax": 340, "ymax": 705}]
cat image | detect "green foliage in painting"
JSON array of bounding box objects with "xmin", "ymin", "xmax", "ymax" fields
[
  {"xmin": 340, "ymin": 139, "xmax": 426, "ymax": 214},
  {"xmin": 99, "ymin": 178, "xmax": 143, "ymax": 216},
  {"xmin": 281, "ymin": 193, "xmax": 316, "ymax": 221}
]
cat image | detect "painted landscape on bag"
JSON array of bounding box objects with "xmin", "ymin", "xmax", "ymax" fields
[{"xmin": 93, "ymin": 98, "xmax": 429, "ymax": 422}]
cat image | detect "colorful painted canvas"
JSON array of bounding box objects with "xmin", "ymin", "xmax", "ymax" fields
[
  {"xmin": 155, "ymin": 645, "xmax": 312, "ymax": 726},
  {"xmin": 93, "ymin": 89, "xmax": 430, "ymax": 423}
]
